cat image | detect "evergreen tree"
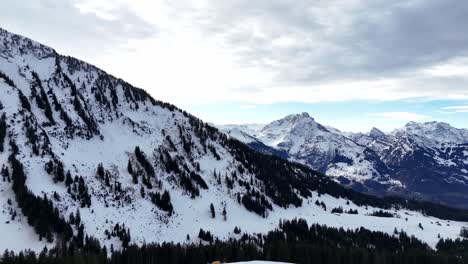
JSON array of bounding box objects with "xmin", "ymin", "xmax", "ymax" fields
[
  {"xmin": 65, "ymin": 170, "xmax": 73, "ymax": 187},
  {"xmin": 222, "ymin": 206, "xmax": 227, "ymax": 221},
  {"xmin": 460, "ymin": 227, "xmax": 468, "ymax": 238},
  {"xmin": 0, "ymin": 113, "xmax": 6, "ymax": 152},
  {"xmin": 210, "ymin": 203, "xmax": 215, "ymax": 218},
  {"xmin": 149, "ymin": 190, "xmax": 173, "ymax": 215},
  {"xmin": 134, "ymin": 146, "xmax": 155, "ymax": 178}
]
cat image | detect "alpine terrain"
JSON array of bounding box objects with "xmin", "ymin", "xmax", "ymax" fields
[
  {"xmin": 2, "ymin": 28, "xmax": 468, "ymax": 263},
  {"xmin": 219, "ymin": 113, "xmax": 468, "ymax": 208}
]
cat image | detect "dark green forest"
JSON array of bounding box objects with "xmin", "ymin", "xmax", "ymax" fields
[{"xmin": 2, "ymin": 218, "xmax": 468, "ymax": 264}]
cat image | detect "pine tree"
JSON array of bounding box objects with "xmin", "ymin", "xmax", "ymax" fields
[
  {"xmin": 75, "ymin": 208, "xmax": 81, "ymax": 225},
  {"xmin": 0, "ymin": 113, "xmax": 6, "ymax": 152},
  {"xmin": 65, "ymin": 170, "xmax": 73, "ymax": 187},
  {"xmin": 222, "ymin": 206, "xmax": 227, "ymax": 221},
  {"xmin": 128, "ymin": 160, "xmax": 133, "ymax": 175},
  {"xmin": 69, "ymin": 212, "xmax": 75, "ymax": 225},
  {"xmin": 210, "ymin": 203, "xmax": 215, "ymax": 218}
]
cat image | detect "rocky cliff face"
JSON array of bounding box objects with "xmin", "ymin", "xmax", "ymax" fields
[{"xmin": 220, "ymin": 114, "xmax": 468, "ymax": 208}]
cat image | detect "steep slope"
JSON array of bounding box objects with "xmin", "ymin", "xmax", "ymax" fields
[
  {"xmin": 348, "ymin": 122, "xmax": 468, "ymax": 207},
  {"xmin": 350, "ymin": 127, "xmax": 392, "ymax": 156},
  {"xmin": 223, "ymin": 113, "xmax": 468, "ymax": 208},
  {"xmin": 219, "ymin": 125, "xmax": 290, "ymax": 159},
  {"xmin": 384, "ymin": 122, "xmax": 468, "ymax": 207},
  {"xmin": 221, "ymin": 113, "xmax": 399, "ymax": 193},
  {"xmin": 1, "ymin": 27, "xmax": 468, "ymax": 254},
  {"xmin": 399, "ymin": 121, "xmax": 468, "ymax": 147}
]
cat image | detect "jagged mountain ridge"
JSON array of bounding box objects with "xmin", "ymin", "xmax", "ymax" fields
[
  {"xmin": 1, "ymin": 27, "xmax": 468, "ymax": 254},
  {"xmin": 219, "ymin": 113, "xmax": 468, "ymax": 208},
  {"xmin": 352, "ymin": 121, "xmax": 468, "ymax": 207},
  {"xmin": 220, "ymin": 113, "xmax": 400, "ymax": 193}
]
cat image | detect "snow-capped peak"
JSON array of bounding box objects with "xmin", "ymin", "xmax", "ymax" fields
[
  {"xmin": 217, "ymin": 114, "xmax": 468, "ymax": 209},
  {"xmin": 369, "ymin": 127, "xmax": 387, "ymax": 140},
  {"xmin": 241, "ymin": 113, "xmax": 395, "ymax": 187},
  {"xmin": 395, "ymin": 121, "xmax": 468, "ymax": 147},
  {"xmin": 258, "ymin": 112, "xmax": 329, "ymax": 146}
]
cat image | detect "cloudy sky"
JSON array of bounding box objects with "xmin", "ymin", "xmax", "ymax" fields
[{"xmin": 1, "ymin": 0, "xmax": 467, "ymax": 131}]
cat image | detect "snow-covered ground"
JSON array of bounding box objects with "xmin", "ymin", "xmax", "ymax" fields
[
  {"xmin": 228, "ymin": 261, "xmax": 292, "ymax": 264},
  {"xmin": 0, "ymin": 27, "xmax": 467, "ymax": 255}
]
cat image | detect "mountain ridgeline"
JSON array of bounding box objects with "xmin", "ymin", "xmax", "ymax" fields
[
  {"xmin": 220, "ymin": 113, "xmax": 468, "ymax": 208},
  {"xmin": 1, "ymin": 27, "xmax": 468, "ymax": 260}
]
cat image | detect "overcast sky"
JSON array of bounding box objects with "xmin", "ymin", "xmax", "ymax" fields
[{"xmin": 1, "ymin": 0, "xmax": 467, "ymax": 131}]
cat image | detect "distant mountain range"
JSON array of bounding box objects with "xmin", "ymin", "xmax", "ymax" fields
[{"xmin": 218, "ymin": 113, "xmax": 468, "ymax": 208}]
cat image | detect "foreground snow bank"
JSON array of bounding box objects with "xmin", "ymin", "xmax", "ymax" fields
[{"xmin": 228, "ymin": 261, "xmax": 292, "ymax": 264}]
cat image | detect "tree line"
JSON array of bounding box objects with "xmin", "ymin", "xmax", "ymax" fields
[{"xmin": 3, "ymin": 218, "xmax": 468, "ymax": 264}]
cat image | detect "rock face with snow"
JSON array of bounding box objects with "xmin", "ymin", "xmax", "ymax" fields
[
  {"xmin": 2, "ymin": 27, "xmax": 468, "ymax": 254},
  {"xmin": 221, "ymin": 113, "xmax": 398, "ymax": 194},
  {"xmin": 345, "ymin": 121, "xmax": 468, "ymax": 207},
  {"xmin": 220, "ymin": 115, "xmax": 468, "ymax": 208},
  {"xmin": 378, "ymin": 122, "xmax": 467, "ymax": 207}
]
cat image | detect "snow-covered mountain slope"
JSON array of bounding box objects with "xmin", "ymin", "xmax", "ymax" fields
[
  {"xmin": 217, "ymin": 124, "xmax": 264, "ymax": 139},
  {"xmin": 218, "ymin": 124, "xmax": 290, "ymax": 159},
  {"xmin": 347, "ymin": 122, "xmax": 468, "ymax": 207},
  {"xmin": 221, "ymin": 114, "xmax": 468, "ymax": 208},
  {"xmin": 396, "ymin": 121, "xmax": 468, "ymax": 148},
  {"xmin": 1, "ymin": 27, "xmax": 468, "ymax": 254},
  {"xmin": 219, "ymin": 113, "xmax": 399, "ymax": 193},
  {"xmin": 385, "ymin": 123, "xmax": 468, "ymax": 206}
]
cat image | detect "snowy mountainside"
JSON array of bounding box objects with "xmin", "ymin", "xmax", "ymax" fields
[
  {"xmin": 218, "ymin": 124, "xmax": 264, "ymax": 138},
  {"xmin": 1, "ymin": 27, "xmax": 468, "ymax": 254},
  {"xmin": 395, "ymin": 121, "xmax": 468, "ymax": 148},
  {"xmin": 221, "ymin": 113, "xmax": 468, "ymax": 208},
  {"xmin": 219, "ymin": 113, "xmax": 398, "ymax": 193},
  {"xmin": 219, "ymin": 124, "xmax": 290, "ymax": 159},
  {"xmin": 348, "ymin": 122, "xmax": 468, "ymax": 207}
]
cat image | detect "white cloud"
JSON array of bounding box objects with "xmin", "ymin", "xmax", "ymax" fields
[
  {"xmin": 239, "ymin": 104, "xmax": 257, "ymax": 109},
  {"xmin": 3, "ymin": 0, "xmax": 468, "ymax": 106},
  {"xmin": 367, "ymin": 112, "xmax": 431, "ymax": 121},
  {"xmin": 86, "ymin": 0, "xmax": 468, "ymax": 105},
  {"xmin": 441, "ymin": 105, "xmax": 468, "ymax": 113}
]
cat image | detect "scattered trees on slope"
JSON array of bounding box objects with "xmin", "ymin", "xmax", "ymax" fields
[
  {"xmin": 8, "ymin": 140, "xmax": 73, "ymax": 242},
  {"xmin": 369, "ymin": 210, "xmax": 394, "ymax": 218},
  {"xmin": 0, "ymin": 70, "xmax": 17, "ymax": 87},
  {"xmin": 31, "ymin": 71, "xmax": 54, "ymax": 124},
  {"xmin": 134, "ymin": 146, "xmax": 155, "ymax": 178},
  {"xmin": 149, "ymin": 190, "xmax": 173, "ymax": 215}
]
